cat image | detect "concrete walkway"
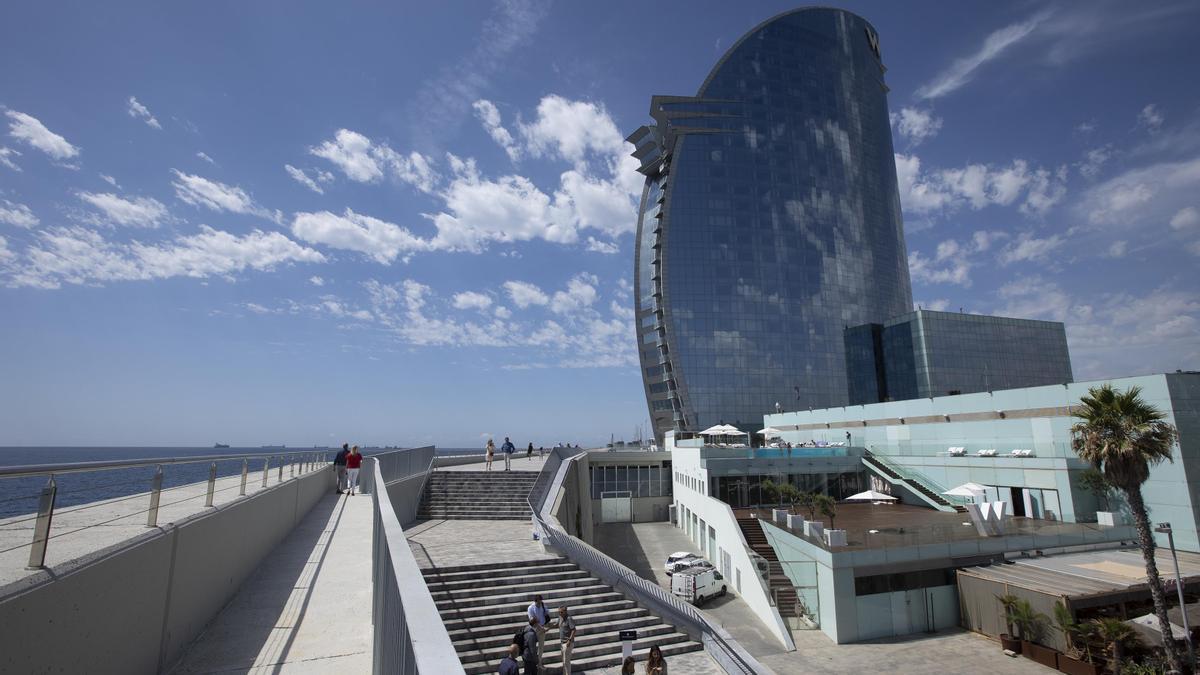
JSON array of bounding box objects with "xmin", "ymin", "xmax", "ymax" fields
[{"xmin": 169, "ymin": 491, "xmax": 373, "ymax": 674}]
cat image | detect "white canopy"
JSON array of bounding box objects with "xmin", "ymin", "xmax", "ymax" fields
[
  {"xmin": 701, "ymin": 424, "xmax": 744, "ymax": 436},
  {"xmin": 944, "ymin": 482, "xmax": 988, "ymax": 497},
  {"xmin": 845, "ymin": 489, "xmax": 898, "ymax": 502},
  {"xmin": 756, "ymin": 427, "xmax": 782, "ymax": 437}
]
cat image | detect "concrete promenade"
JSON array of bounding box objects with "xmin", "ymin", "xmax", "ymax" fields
[
  {"xmin": 170, "ymin": 490, "xmax": 373, "ymax": 674},
  {"xmin": 0, "ymin": 467, "xmax": 319, "ymax": 588}
]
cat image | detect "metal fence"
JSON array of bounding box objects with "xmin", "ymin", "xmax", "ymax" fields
[
  {"xmin": 0, "ymin": 450, "xmax": 328, "ymax": 570},
  {"xmin": 528, "ymin": 448, "xmax": 769, "ymax": 675},
  {"xmin": 368, "ymin": 451, "xmax": 463, "ymax": 675}
]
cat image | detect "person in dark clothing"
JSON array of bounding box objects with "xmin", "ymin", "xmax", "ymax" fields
[
  {"xmin": 502, "ymin": 437, "xmax": 516, "ymax": 471},
  {"xmin": 526, "ymin": 442, "xmax": 534, "ymax": 461},
  {"xmin": 498, "ymin": 643, "xmax": 520, "ymax": 675},
  {"xmin": 333, "ymin": 443, "xmax": 350, "ymax": 493},
  {"xmin": 521, "ymin": 617, "xmax": 539, "ymax": 675}
]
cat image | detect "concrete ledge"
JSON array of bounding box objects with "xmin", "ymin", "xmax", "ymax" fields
[{"xmin": 0, "ymin": 467, "xmax": 334, "ymax": 674}]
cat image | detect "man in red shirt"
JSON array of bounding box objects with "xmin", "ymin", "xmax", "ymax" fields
[{"xmin": 345, "ymin": 445, "xmax": 363, "ymax": 496}]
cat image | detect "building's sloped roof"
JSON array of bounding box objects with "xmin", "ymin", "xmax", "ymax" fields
[{"xmin": 959, "ymin": 548, "xmax": 1200, "ymax": 601}]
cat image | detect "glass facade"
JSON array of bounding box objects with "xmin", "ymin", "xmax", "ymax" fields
[
  {"xmin": 589, "ymin": 464, "xmax": 673, "ymax": 499},
  {"xmin": 630, "ymin": 9, "xmax": 912, "ymax": 441},
  {"xmin": 845, "ymin": 309, "xmax": 1074, "ymax": 404}
]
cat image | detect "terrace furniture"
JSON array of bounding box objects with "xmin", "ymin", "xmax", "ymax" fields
[
  {"xmin": 977, "ymin": 448, "xmax": 997, "ymax": 457},
  {"xmin": 948, "ymin": 447, "xmax": 967, "ymax": 457}
]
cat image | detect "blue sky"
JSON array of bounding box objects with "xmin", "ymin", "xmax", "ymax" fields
[{"xmin": 1, "ymin": 1, "xmax": 1198, "ymax": 447}]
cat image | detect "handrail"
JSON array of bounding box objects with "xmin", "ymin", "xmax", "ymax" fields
[
  {"xmin": 0, "ymin": 450, "xmax": 328, "ymax": 478},
  {"xmin": 369, "ymin": 457, "xmax": 464, "ymax": 675},
  {"xmin": 527, "ymin": 448, "xmax": 768, "ymax": 675}
]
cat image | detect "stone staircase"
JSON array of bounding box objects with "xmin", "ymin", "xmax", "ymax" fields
[
  {"xmin": 424, "ymin": 557, "xmax": 703, "ymax": 674},
  {"xmin": 737, "ymin": 517, "xmax": 800, "ymax": 622},
  {"xmin": 417, "ymin": 470, "xmax": 537, "ymax": 520}
]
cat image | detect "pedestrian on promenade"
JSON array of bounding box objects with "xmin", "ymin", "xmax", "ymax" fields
[
  {"xmin": 502, "ymin": 437, "xmax": 516, "ymax": 471},
  {"xmin": 486, "ymin": 438, "xmax": 495, "ymax": 471},
  {"xmin": 645, "ymin": 644, "xmax": 667, "ymax": 675},
  {"xmin": 526, "ymin": 442, "xmax": 534, "ymax": 462},
  {"xmin": 498, "ymin": 643, "xmax": 520, "ymax": 675},
  {"xmin": 520, "ymin": 616, "xmax": 539, "ymax": 675},
  {"xmin": 345, "ymin": 445, "xmax": 363, "ymax": 496},
  {"xmin": 539, "ymin": 446, "xmax": 545, "ymax": 459},
  {"xmin": 557, "ymin": 605, "xmax": 577, "ymax": 674},
  {"xmin": 620, "ymin": 656, "xmax": 636, "ymax": 674},
  {"xmin": 333, "ymin": 443, "xmax": 350, "ymax": 494},
  {"xmin": 527, "ymin": 594, "xmax": 549, "ymax": 667},
  {"xmin": 845, "ymin": 430, "xmax": 851, "ymax": 445}
]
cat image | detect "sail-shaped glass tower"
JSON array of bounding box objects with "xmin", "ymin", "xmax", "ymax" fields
[{"xmin": 629, "ymin": 8, "xmax": 913, "ymax": 440}]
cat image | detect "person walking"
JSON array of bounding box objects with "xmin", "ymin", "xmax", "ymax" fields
[
  {"xmin": 333, "ymin": 443, "xmax": 350, "ymax": 494},
  {"xmin": 498, "ymin": 643, "xmax": 520, "ymax": 675},
  {"xmin": 556, "ymin": 605, "xmax": 577, "ymax": 674},
  {"xmin": 526, "ymin": 442, "xmax": 534, "ymax": 462},
  {"xmin": 502, "ymin": 437, "xmax": 516, "ymax": 471},
  {"xmin": 539, "ymin": 446, "xmax": 545, "ymax": 459},
  {"xmin": 345, "ymin": 445, "xmax": 363, "ymax": 496},
  {"xmin": 645, "ymin": 644, "xmax": 667, "ymax": 675},
  {"xmin": 526, "ymin": 594, "xmax": 549, "ymax": 668},
  {"xmin": 520, "ymin": 617, "xmax": 539, "ymax": 675},
  {"xmin": 485, "ymin": 438, "xmax": 495, "ymax": 471}
]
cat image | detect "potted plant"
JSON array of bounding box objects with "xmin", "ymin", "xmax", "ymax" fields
[
  {"xmin": 1090, "ymin": 617, "xmax": 1144, "ymax": 674},
  {"xmin": 814, "ymin": 493, "xmax": 837, "ymax": 528},
  {"xmin": 1078, "ymin": 467, "xmax": 1118, "ymax": 526},
  {"xmin": 997, "ymin": 594, "xmax": 1023, "ymax": 653},
  {"xmin": 1011, "ymin": 599, "xmax": 1054, "ymax": 666},
  {"xmin": 1053, "ymin": 601, "xmax": 1100, "ymax": 675}
]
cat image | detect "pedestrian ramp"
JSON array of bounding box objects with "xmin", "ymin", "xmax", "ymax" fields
[{"xmin": 422, "ymin": 556, "xmax": 703, "ymax": 674}]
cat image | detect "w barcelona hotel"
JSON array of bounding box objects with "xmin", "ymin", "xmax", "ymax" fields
[{"xmin": 626, "ymin": 7, "xmax": 1200, "ymax": 648}]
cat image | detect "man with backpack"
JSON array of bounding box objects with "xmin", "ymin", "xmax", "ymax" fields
[
  {"xmin": 497, "ymin": 643, "xmax": 520, "ymax": 675},
  {"xmin": 515, "ymin": 616, "xmax": 539, "ymax": 675},
  {"xmin": 333, "ymin": 443, "xmax": 350, "ymax": 493},
  {"xmin": 502, "ymin": 436, "xmax": 516, "ymax": 471}
]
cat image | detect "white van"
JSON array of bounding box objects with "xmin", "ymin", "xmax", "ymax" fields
[{"xmin": 670, "ymin": 567, "xmax": 727, "ymax": 605}]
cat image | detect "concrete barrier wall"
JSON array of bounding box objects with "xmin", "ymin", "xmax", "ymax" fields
[{"xmin": 0, "ymin": 467, "xmax": 334, "ymax": 675}]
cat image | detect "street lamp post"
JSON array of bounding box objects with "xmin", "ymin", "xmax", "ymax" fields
[{"xmin": 1155, "ymin": 522, "xmax": 1196, "ymax": 669}]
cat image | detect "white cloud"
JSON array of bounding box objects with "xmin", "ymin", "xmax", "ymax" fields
[
  {"xmin": 126, "ymin": 96, "xmax": 161, "ymax": 130},
  {"xmin": 99, "ymin": 173, "xmax": 118, "ymax": 187},
  {"xmin": 518, "ymin": 95, "xmax": 625, "ymax": 169},
  {"xmin": 896, "ymin": 154, "xmax": 1066, "ymax": 216},
  {"xmin": 5, "ymin": 110, "xmax": 80, "ymax": 161},
  {"xmin": 1077, "ymin": 156, "xmax": 1200, "ymax": 227},
  {"xmin": 550, "ymin": 273, "xmax": 598, "ymax": 314},
  {"xmin": 1078, "ymin": 145, "xmax": 1112, "ymax": 179},
  {"xmin": 585, "ymin": 237, "xmax": 619, "ymax": 254},
  {"xmin": 0, "ymin": 146, "xmax": 21, "ymax": 171},
  {"xmin": 915, "ymin": 12, "xmax": 1048, "ymax": 100},
  {"xmin": 1169, "ymin": 206, "xmax": 1199, "ymax": 230},
  {"xmin": 1076, "ymin": 121, "xmax": 1097, "ymax": 134},
  {"xmin": 310, "ymin": 129, "xmax": 438, "ymax": 193},
  {"xmin": 908, "ymin": 249, "xmax": 970, "ymax": 286},
  {"xmin": 5, "ymin": 225, "xmax": 324, "ymax": 289},
  {"xmin": 290, "ymin": 208, "xmax": 428, "ymax": 264},
  {"xmin": 309, "ymin": 275, "xmax": 325, "ymax": 286},
  {"xmin": 0, "ymin": 200, "xmax": 38, "ymax": 228},
  {"xmin": 196, "ymin": 152, "xmax": 215, "ymax": 164},
  {"xmin": 452, "ymin": 291, "xmax": 493, "ymax": 311},
  {"xmin": 1137, "ymin": 103, "xmax": 1164, "ymax": 132},
  {"xmin": 77, "ymin": 191, "xmax": 168, "ymax": 228},
  {"xmin": 503, "ymin": 280, "xmax": 549, "ymax": 308},
  {"xmin": 890, "ymin": 107, "xmax": 943, "ymax": 145},
  {"xmin": 997, "ymin": 233, "xmax": 1064, "ymax": 264},
  {"xmin": 1104, "ymin": 240, "xmax": 1128, "ymax": 258},
  {"xmin": 494, "ymin": 306, "xmax": 512, "ymax": 319},
  {"xmin": 285, "ymin": 164, "xmax": 327, "ymax": 194},
  {"xmin": 171, "ymin": 169, "xmax": 281, "ymax": 223},
  {"xmin": 0, "ymin": 235, "xmax": 14, "ymax": 265},
  {"xmin": 244, "ymin": 302, "xmax": 272, "ymax": 314},
  {"xmin": 472, "ymin": 100, "xmax": 520, "ymax": 161}
]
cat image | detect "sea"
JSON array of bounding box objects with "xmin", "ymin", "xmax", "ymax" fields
[{"xmin": 0, "ymin": 446, "xmax": 481, "ymax": 519}]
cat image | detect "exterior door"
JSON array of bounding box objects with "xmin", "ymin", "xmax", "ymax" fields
[{"xmin": 600, "ymin": 491, "xmax": 632, "ymax": 522}]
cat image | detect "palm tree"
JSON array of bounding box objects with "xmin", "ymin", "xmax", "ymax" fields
[
  {"xmin": 998, "ymin": 594, "xmax": 1021, "ymax": 638},
  {"xmin": 1090, "ymin": 617, "xmax": 1139, "ymax": 673},
  {"xmin": 1053, "ymin": 601, "xmax": 1093, "ymax": 661},
  {"xmin": 1071, "ymin": 384, "xmax": 1182, "ymax": 673},
  {"xmin": 1010, "ymin": 598, "xmax": 1048, "ymax": 643}
]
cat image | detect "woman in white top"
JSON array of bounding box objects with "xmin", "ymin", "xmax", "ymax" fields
[{"xmin": 485, "ymin": 438, "xmax": 495, "ymax": 471}]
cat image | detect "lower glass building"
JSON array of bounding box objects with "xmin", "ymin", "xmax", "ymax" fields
[
  {"xmin": 630, "ymin": 8, "xmax": 912, "ymax": 441},
  {"xmin": 845, "ymin": 309, "xmax": 1074, "ymax": 404}
]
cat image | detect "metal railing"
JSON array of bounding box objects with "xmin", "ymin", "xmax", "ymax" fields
[
  {"xmin": 862, "ymin": 451, "xmax": 965, "ymax": 510},
  {"xmin": 528, "ymin": 448, "xmax": 768, "ymax": 675},
  {"xmin": 368, "ymin": 455, "xmax": 463, "ymax": 675},
  {"xmin": 0, "ymin": 451, "xmax": 329, "ymax": 570}
]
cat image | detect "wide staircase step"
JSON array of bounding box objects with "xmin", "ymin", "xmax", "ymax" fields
[
  {"xmin": 422, "ymin": 557, "xmax": 703, "ymax": 674},
  {"xmin": 418, "ymin": 470, "xmax": 537, "ymax": 520}
]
